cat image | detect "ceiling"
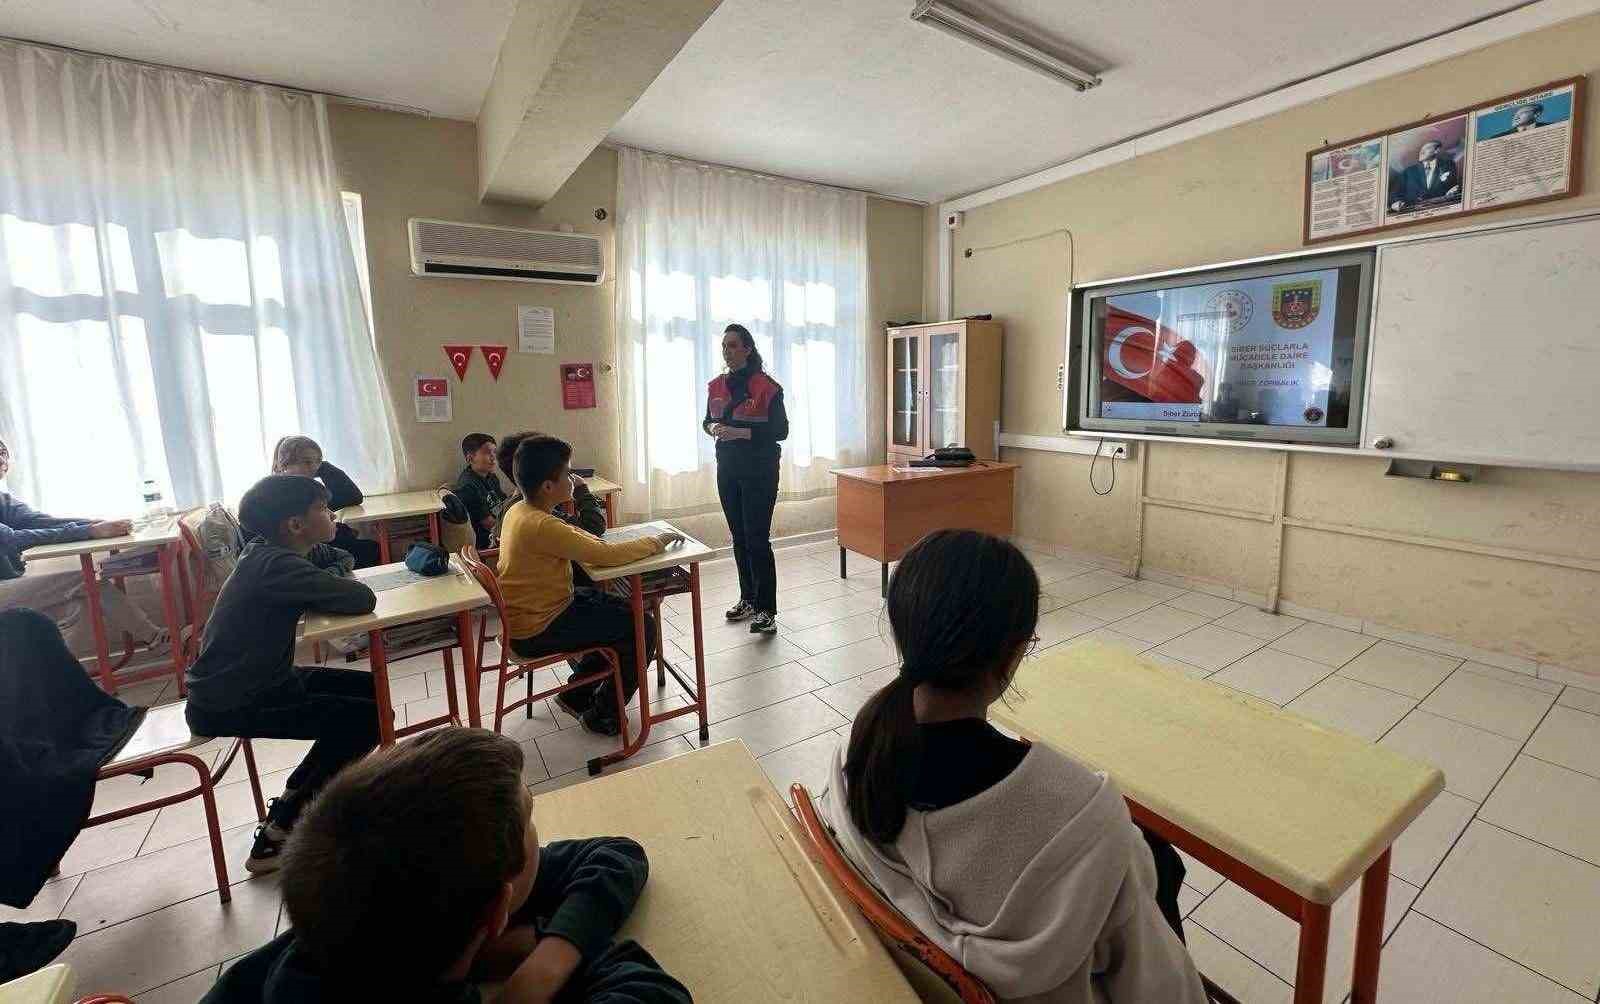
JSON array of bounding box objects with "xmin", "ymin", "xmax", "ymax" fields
[
  {"xmin": 608, "ymin": 0, "xmax": 1520, "ymax": 201},
  {"xmin": 0, "ymin": 0, "xmax": 518, "ymax": 120},
  {"xmin": 0, "ymin": 0, "xmax": 1537, "ymax": 202}
]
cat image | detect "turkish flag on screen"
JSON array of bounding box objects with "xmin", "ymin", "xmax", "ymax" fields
[
  {"xmin": 1101, "ymin": 306, "xmax": 1206, "ymax": 404},
  {"xmin": 416, "ymin": 378, "xmax": 448, "ymax": 397}
]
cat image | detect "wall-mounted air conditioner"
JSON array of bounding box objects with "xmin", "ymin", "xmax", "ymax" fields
[{"xmin": 407, "ymin": 218, "xmax": 605, "ymax": 285}]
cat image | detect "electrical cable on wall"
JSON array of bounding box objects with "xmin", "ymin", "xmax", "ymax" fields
[
  {"xmin": 963, "ymin": 227, "xmax": 1074, "ymax": 289},
  {"xmin": 961, "ymin": 226, "xmax": 1080, "ymax": 467},
  {"xmin": 1089, "ymin": 438, "xmax": 1116, "ymax": 496},
  {"xmin": 963, "ymin": 228, "xmax": 1113, "ymax": 493}
]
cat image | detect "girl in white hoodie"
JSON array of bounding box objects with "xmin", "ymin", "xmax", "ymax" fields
[{"xmin": 821, "ymin": 530, "xmax": 1208, "ymax": 1004}]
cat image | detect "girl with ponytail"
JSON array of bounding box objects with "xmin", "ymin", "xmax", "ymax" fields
[{"xmin": 820, "ymin": 530, "xmax": 1205, "ymax": 1004}]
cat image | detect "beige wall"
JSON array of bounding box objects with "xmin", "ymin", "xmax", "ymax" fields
[
  {"xmin": 943, "ymin": 15, "xmax": 1600, "ymax": 674},
  {"xmin": 327, "ymin": 104, "xmax": 924, "ymax": 546}
]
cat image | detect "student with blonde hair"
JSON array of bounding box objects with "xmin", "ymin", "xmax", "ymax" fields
[{"xmin": 271, "ymin": 435, "xmax": 380, "ymax": 568}]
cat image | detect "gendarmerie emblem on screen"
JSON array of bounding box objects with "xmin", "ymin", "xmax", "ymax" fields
[{"xmin": 1272, "ymin": 280, "xmax": 1322, "ymax": 330}]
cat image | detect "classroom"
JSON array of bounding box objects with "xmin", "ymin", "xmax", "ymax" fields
[{"xmin": 1, "ymin": 1, "xmax": 1597, "ymax": 1002}]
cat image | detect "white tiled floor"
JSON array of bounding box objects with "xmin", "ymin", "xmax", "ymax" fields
[{"xmin": 10, "ymin": 539, "xmax": 1600, "ymax": 1003}]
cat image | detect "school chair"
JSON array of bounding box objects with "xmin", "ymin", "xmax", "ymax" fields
[
  {"xmin": 789, "ymin": 783, "xmax": 996, "ymax": 1004},
  {"xmin": 790, "ymin": 785, "xmax": 1242, "ymax": 1004},
  {"xmin": 176, "ymin": 504, "xmax": 245, "ymax": 668},
  {"xmin": 86, "ymin": 701, "xmax": 264, "ymax": 904},
  {"xmin": 458, "ymin": 546, "xmax": 629, "ymax": 742}
]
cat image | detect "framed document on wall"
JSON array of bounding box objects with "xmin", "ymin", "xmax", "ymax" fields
[{"xmin": 1304, "ymin": 76, "xmax": 1585, "ymax": 244}]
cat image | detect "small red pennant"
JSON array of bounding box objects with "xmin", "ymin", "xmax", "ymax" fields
[
  {"xmin": 443, "ymin": 344, "xmax": 473, "ymax": 381},
  {"xmin": 479, "ymin": 344, "xmax": 508, "ymax": 380}
]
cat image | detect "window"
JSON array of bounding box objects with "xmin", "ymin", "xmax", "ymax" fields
[
  {"xmin": 341, "ymin": 191, "xmax": 376, "ymax": 344},
  {"xmin": 0, "ymin": 42, "xmax": 397, "ymax": 515},
  {"xmin": 614, "ymin": 148, "xmax": 871, "ymax": 515}
]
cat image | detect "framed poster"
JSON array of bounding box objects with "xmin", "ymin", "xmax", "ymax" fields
[{"xmin": 1304, "ymin": 76, "xmax": 1584, "ymax": 244}]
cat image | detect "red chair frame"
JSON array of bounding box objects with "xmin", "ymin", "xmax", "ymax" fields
[
  {"xmin": 792, "ymin": 784, "xmax": 1240, "ymax": 1004},
  {"xmin": 790, "ymin": 783, "xmax": 997, "ymax": 1003},
  {"xmin": 458, "ymin": 546, "xmax": 628, "ymax": 752},
  {"xmin": 88, "ymin": 725, "xmax": 264, "ymax": 904}
]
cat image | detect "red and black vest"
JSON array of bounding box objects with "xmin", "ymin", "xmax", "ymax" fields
[{"xmin": 707, "ymin": 369, "xmax": 781, "ymax": 426}]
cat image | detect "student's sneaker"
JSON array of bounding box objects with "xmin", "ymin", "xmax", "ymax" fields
[
  {"xmin": 725, "ymin": 600, "xmax": 756, "ymax": 622},
  {"xmin": 245, "ymin": 821, "xmax": 292, "ymax": 875},
  {"xmin": 749, "ymin": 611, "xmax": 777, "ymax": 635},
  {"xmin": 579, "ymin": 706, "xmax": 622, "ymax": 737}
]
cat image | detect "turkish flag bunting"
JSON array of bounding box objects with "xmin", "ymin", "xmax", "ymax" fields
[
  {"xmin": 479, "ymin": 345, "xmax": 508, "ymax": 380},
  {"xmin": 443, "ymin": 344, "xmax": 473, "ymax": 380}
]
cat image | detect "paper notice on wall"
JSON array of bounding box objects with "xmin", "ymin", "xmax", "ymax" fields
[
  {"xmin": 414, "ymin": 374, "xmax": 452, "ymax": 423},
  {"xmin": 1306, "ymin": 139, "xmax": 1385, "ymax": 241},
  {"xmin": 518, "ymin": 306, "xmax": 555, "ymax": 354},
  {"xmin": 1467, "ymin": 82, "xmax": 1579, "ymax": 210}
]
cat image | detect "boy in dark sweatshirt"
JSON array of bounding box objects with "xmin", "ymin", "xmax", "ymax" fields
[
  {"xmin": 456, "ymin": 432, "xmax": 509, "ymax": 550},
  {"xmin": 185, "ymin": 475, "xmax": 379, "ymax": 874},
  {"xmin": 204, "ymin": 728, "xmax": 690, "ymax": 1004}
]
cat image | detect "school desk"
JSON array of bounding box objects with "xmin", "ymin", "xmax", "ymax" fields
[
  {"xmin": 992, "ymin": 641, "xmax": 1444, "ymax": 1004},
  {"xmin": 298, "ymin": 558, "xmax": 489, "ymax": 746},
  {"xmin": 0, "ymin": 964, "xmax": 73, "ymax": 1004},
  {"xmin": 831, "ymin": 462, "xmax": 1017, "ymax": 594},
  {"xmin": 578, "ymin": 521, "xmax": 714, "ymax": 774},
  {"xmin": 580, "ymin": 475, "xmax": 623, "ymax": 526},
  {"xmin": 532, "ymin": 741, "xmax": 920, "ymax": 1003},
  {"xmin": 334, "ymin": 490, "xmax": 445, "ymax": 563},
  {"xmin": 23, "ymin": 519, "xmax": 187, "ymax": 695}
]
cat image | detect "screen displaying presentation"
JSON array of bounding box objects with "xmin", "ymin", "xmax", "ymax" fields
[{"xmin": 1075, "ymin": 250, "xmax": 1374, "ymax": 445}]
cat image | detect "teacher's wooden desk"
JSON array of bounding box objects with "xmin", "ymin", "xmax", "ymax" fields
[
  {"xmin": 993, "ymin": 641, "xmax": 1442, "ymax": 1004},
  {"xmin": 832, "ymin": 462, "xmax": 1017, "ymax": 594},
  {"xmin": 532, "ymin": 741, "xmax": 920, "ymax": 1003}
]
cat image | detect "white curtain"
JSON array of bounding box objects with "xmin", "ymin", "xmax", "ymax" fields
[
  {"xmin": 0, "ymin": 41, "xmax": 397, "ymax": 516},
  {"xmin": 615, "ymin": 147, "xmax": 870, "ymax": 516}
]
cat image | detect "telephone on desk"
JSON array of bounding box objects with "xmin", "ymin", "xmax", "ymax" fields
[{"xmin": 908, "ymin": 447, "xmax": 977, "ymax": 469}]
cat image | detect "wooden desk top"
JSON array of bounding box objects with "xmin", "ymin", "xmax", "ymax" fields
[
  {"xmin": 0, "ymin": 964, "xmax": 73, "ymax": 1004},
  {"xmin": 832, "ymin": 462, "xmax": 1018, "ymax": 485},
  {"xmin": 582, "ymin": 475, "xmax": 622, "ymax": 496},
  {"xmin": 22, "ymin": 517, "xmax": 180, "ymax": 561},
  {"xmin": 579, "ymin": 520, "xmax": 715, "ymax": 582},
  {"xmin": 532, "ymin": 742, "xmax": 919, "ymax": 1003},
  {"xmin": 336, "ymin": 490, "xmax": 445, "ymax": 523},
  {"xmin": 992, "ymin": 641, "xmax": 1443, "ymax": 904},
  {"xmin": 298, "ymin": 559, "xmax": 488, "ymax": 642}
]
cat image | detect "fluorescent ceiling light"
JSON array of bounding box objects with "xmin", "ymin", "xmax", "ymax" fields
[{"xmin": 911, "ymin": 1, "xmax": 1101, "ymax": 92}]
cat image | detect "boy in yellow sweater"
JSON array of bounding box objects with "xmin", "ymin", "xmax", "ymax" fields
[{"xmin": 499, "ymin": 436, "xmax": 681, "ymax": 735}]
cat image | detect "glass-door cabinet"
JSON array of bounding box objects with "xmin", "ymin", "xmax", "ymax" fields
[
  {"xmin": 884, "ymin": 320, "xmax": 1003, "ymax": 466},
  {"xmin": 889, "ymin": 328, "xmax": 924, "ymax": 456}
]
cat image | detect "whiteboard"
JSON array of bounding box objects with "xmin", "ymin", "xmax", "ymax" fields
[{"xmin": 1364, "ymin": 213, "xmax": 1600, "ymax": 469}]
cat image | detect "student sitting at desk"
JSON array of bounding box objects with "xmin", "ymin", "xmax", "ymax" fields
[
  {"xmin": 494, "ymin": 430, "xmax": 607, "ymax": 586},
  {"xmin": 272, "ymin": 435, "xmax": 381, "ymax": 568},
  {"xmin": 456, "ymin": 432, "xmax": 509, "ymax": 551},
  {"xmin": 205, "ymin": 728, "xmax": 690, "ymax": 1004},
  {"xmin": 820, "ymin": 530, "xmax": 1206, "ymax": 1004},
  {"xmin": 499, "ymin": 436, "xmax": 680, "ymax": 736},
  {"xmin": 185, "ymin": 475, "xmax": 379, "ymax": 875},
  {"xmin": 0, "ymin": 436, "xmax": 165, "ymax": 657}
]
